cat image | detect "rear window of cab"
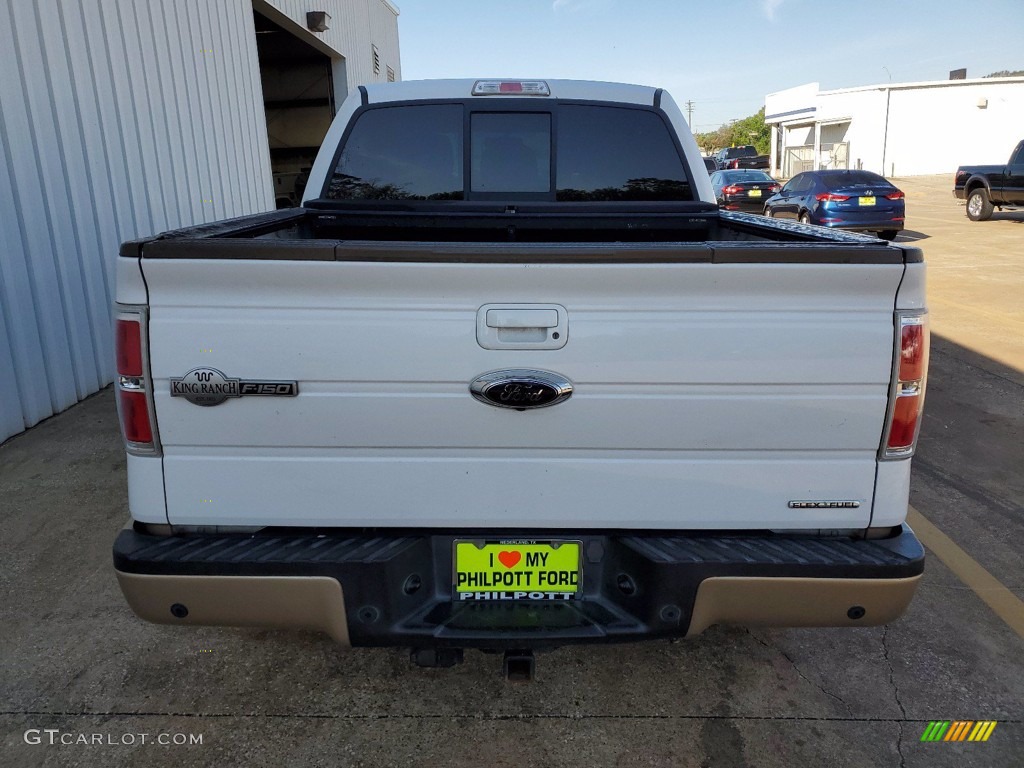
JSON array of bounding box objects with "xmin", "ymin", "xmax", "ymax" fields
[
  {"xmin": 719, "ymin": 171, "xmax": 773, "ymax": 183},
  {"xmin": 820, "ymin": 171, "xmax": 892, "ymax": 190},
  {"xmin": 325, "ymin": 103, "xmax": 693, "ymax": 202}
]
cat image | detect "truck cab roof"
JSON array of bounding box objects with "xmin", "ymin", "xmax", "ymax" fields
[{"xmin": 361, "ymin": 78, "xmax": 661, "ymax": 106}]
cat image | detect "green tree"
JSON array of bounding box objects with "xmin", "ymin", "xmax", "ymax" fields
[
  {"xmin": 731, "ymin": 108, "xmax": 771, "ymax": 155},
  {"xmin": 694, "ymin": 131, "xmax": 716, "ymax": 154},
  {"xmin": 694, "ymin": 107, "xmax": 771, "ymax": 155}
]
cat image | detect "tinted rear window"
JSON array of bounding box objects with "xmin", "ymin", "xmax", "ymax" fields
[
  {"xmin": 326, "ymin": 103, "xmax": 692, "ymax": 202},
  {"xmin": 821, "ymin": 171, "xmax": 892, "ymax": 190},
  {"xmin": 326, "ymin": 105, "xmax": 464, "ymax": 200},
  {"xmin": 721, "ymin": 171, "xmax": 773, "ymax": 183},
  {"xmin": 555, "ymin": 106, "xmax": 690, "ymax": 201},
  {"xmin": 472, "ymin": 113, "xmax": 551, "ymax": 193},
  {"xmin": 725, "ymin": 147, "xmax": 757, "ymax": 158}
]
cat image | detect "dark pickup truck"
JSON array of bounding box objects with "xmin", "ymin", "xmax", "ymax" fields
[
  {"xmin": 715, "ymin": 145, "xmax": 770, "ymax": 171},
  {"xmin": 954, "ymin": 140, "xmax": 1024, "ymax": 220}
]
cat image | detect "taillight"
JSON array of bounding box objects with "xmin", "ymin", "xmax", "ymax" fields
[
  {"xmin": 115, "ymin": 308, "xmax": 158, "ymax": 453},
  {"xmin": 119, "ymin": 389, "xmax": 153, "ymax": 444},
  {"xmin": 722, "ymin": 184, "xmax": 743, "ymax": 195},
  {"xmin": 885, "ymin": 191, "xmax": 905, "ymax": 200},
  {"xmin": 882, "ymin": 312, "xmax": 929, "ymax": 458},
  {"xmin": 728, "ymin": 160, "xmax": 739, "ymax": 169},
  {"xmin": 116, "ymin": 319, "xmax": 143, "ymax": 376},
  {"xmin": 898, "ymin": 318, "xmax": 927, "ymax": 380},
  {"xmin": 769, "ymin": 184, "xmax": 780, "ymax": 193},
  {"xmin": 815, "ymin": 193, "xmax": 850, "ymax": 202}
]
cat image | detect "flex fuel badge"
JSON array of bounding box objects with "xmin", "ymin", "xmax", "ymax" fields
[{"xmin": 170, "ymin": 367, "xmax": 297, "ymax": 406}]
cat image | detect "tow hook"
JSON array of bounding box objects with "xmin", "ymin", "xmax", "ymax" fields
[
  {"xmin": 410, "ymin": 648, "xmax": 464, "ymax": 668},
  {"xmin": 502, "ymin": 649, "xmax": 535, "ymax": 683}
]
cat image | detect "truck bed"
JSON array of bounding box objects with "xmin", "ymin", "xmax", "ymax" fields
[{"xmin": 121, "ymin": 204, "xmax": 915, "ymax": 257}]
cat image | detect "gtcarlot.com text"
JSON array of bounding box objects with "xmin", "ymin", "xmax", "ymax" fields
[{"xmin": 24, "ymin": 729, "xmax": 203, "ymax": 746}]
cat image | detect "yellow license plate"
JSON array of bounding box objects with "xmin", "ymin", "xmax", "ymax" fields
[
  {"xmin": 859, "ymin": 196, "xmax": 876, "ymax": 206},
  {"xmin": 454, "ymin": 540, "xmax": 582, "ymax": 599},
  {"xmin": 748, "ymin": 189, "xmax": 762, "ymax": 197}
]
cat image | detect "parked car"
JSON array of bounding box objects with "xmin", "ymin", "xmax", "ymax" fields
[
  {"xmin": 763, "ymin": 170, "xmax": 905, "ymax": 239},
  {"xmin": 714, "ymin": 145, "xmax": 769, "ymax": 171},
  {"xmin": 953, "ymin": 139, "xmax": 1024, "ymax": 220},
  {"xmin": 702, "ymin": 156, "xmax": 717, "ymax": 174},
  {"xmin": 709, "ymin": 170, "xmax": 780, "ymax": 212}
]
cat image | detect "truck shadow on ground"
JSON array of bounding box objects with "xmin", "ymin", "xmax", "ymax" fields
[
  {"xmin": 929, "ymin": 332, "xmax": 1024, "ymax": 386},
  {"xmin": 913, "ymin": 332, "xmax": 1024, "ymax": 517}
]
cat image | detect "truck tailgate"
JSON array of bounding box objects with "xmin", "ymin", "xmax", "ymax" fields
[{"xmin": 140, "ymin": 246, "xmax": 902, "ymax": 530}]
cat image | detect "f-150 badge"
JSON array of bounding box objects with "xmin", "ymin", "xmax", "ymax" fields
[
  {"xmin": 470, "ymin": 369, "xmax": 573, "ymax": 410},
  {"xmin": 170, "ymin": 367, "xmax": 298, "ymax": 407}
]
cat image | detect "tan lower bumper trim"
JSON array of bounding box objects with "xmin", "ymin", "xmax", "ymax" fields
[
  {"xmin": 685, "ymin": 574, "xmax": 922, "ymax": 637},
  {"xmin": 115, "ymin": 571, "xmax": 350, "ymax": 646}
]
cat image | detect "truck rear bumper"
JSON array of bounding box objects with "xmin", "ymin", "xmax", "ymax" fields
[{"xmin": 113, "ymin": 525, "xmax": 924, "ymax": 648}]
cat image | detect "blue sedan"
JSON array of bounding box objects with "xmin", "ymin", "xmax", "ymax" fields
[{"xmin": 763, "ymin": 170, "xmax": 905, "ymax": 240}]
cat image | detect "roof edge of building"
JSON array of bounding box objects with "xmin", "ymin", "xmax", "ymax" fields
[
  {"xmin": 769, "ymin": 76, "xmax": 1024, "ymax": 103},
  {"xmin": 821, "ymin": 75, "xmax": 1024, "ymax": 96}
]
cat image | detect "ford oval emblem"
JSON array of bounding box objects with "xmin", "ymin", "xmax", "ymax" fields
[{"xmin": 470, "ymin": 369, "xmax": 573, "ymax": 410}]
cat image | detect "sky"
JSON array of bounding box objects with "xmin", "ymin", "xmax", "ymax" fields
[{"xmin": 393, "ymin": 0, "xmax": 1024, "ymax": 132}]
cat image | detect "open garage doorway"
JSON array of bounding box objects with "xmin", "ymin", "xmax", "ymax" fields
[{"xmin": 254, "ymin": 9, "xmax": 338, "ymax": 208}]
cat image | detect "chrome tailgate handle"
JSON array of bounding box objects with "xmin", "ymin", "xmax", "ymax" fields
[{"xmin": 477, "ymin": 304, "xmax": 567, "ymax": 349}]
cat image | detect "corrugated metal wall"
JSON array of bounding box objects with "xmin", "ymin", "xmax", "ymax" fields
[
  {"xmin": 261, "ymin": 0, "xmax": 401, "ymax": 89},
  {"xmin": 0, "ymin": 0, "xmax": 275, "ymax": 442}
]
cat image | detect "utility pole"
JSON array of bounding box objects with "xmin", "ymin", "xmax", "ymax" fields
[{"xmin": 685, "ymin": 100, "xmax": 694, "ymax": 127}]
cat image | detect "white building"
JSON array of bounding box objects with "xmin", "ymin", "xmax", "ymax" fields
[
  {"xmin": 765, "ymin": 77, "xmax": 1024, "ymax": 179},
  {"xmin": 0, "ymin": 0, "xmax": 400, "ymax": 443}
]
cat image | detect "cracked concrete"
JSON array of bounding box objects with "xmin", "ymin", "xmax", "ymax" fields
[
  {"xmin": 882, "ymin": 625, "xmax": 908, "ymax": 768},
  {"xmin": 747, "ymin": 629, "xmax": 853, "ymax": 717}
]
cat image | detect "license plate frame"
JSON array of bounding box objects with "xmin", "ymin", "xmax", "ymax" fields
[
  {"xmin": 859, "ymin": 196, "xmax": 876, "ymax": 206},
  {"xmin": 748, "ymin": 189, "xmax": 762, "ymax": 198},
  {"xmin": 452, "ymin": 539, "xmax": 583, "ymax": 601}
]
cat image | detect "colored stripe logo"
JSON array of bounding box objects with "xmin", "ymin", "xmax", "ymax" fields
[{"xmin": 920, "ymin": 721, "xmax": 997, "ymax": 742}]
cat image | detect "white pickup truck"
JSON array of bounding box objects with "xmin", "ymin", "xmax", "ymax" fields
[{"xmin": 113, "ymin": 80, "xmax": 927, "ymax": 676}]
